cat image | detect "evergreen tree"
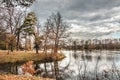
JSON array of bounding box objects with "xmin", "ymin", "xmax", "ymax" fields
[{"xmin": 21, "ymin": 12, "xmax": 37, "ymax": 51}]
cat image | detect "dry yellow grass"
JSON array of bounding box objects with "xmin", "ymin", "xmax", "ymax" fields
[
  {"xmin": 0, "ymin": 74, "xmax": 55, "ymax": 80},
  {"xmin": 0, "ymin": 50, "xmax": 65, "ymax": 64}
]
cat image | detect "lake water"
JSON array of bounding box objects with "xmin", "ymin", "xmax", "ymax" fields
[{"xmin": 58, "ymin": 50, "xmax": 120, "ymax": 80}]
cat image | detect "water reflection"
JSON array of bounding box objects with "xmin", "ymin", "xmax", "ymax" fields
[
  {"xmin": 60, "ymin": 50, "xmax": 120, "ymax": 74},
  {"xmin": 85, "ymin": 54, "xmax": 92, "ymax": 61},
  {"xmin": 59, "ymin": 50, "xmax": 120, "ymax": 80},
  {"xmin": 71, "ymin": 51, "xmax": 120, "ymax": 63}
]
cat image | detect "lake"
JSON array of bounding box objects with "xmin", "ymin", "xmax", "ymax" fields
[{"xmin": 58, "ymin": 50, "xmax": 120, "ymax": 80}]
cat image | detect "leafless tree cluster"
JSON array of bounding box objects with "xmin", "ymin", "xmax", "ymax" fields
[
  {"xmin": 0, "ymin": 6, "xmax": 26, "ymax": 53},
  {"xmin": 64, "ymin": 38, "xmax": 120, "ymax": 51},
  {"xmin": 40, "ymin": 12, "xmax": 69, "ymax": 80},
  {"xmin": 1, "ymin": 0, "xmax": 35, "ymax": 7}
]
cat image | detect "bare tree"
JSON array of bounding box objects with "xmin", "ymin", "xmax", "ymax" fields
[
  {"xmin": 48, "ymin": 12, "xmax": 69, "ymax": 80},
  {"xmin": 1, "ymin": 0, "xmax": 35, "ymax": 7},
  {"xmin": 40, "ymin": 19, "xmax": 52, "ymax": 76},
  {"xmin": 0, "ymin": 6, "xmax": 25, "ymax": 53}
]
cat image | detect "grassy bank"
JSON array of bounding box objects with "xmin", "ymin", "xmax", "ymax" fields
[
  {"xmin": 0, "ymin": 51, "xmax": 65, "ymax": 64},
  {"xmin": 0, "ymin": 74, "xmax": 55, "ymax": 80}
]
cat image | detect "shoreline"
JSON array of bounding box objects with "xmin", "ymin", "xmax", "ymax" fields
[{"xmin": 0, "ymin": 51, "xmax": 65, "ymax": 65}]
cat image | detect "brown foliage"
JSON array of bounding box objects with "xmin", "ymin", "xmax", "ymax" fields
[{"xmin": 21, "ymin": 61, "xmax": 35, "ymax": 75}]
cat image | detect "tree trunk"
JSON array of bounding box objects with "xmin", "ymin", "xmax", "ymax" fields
[
  {"xmin": 44, "ymin": 62, "xmax": 48, "ymax": 77},
  {"xmin": 10, "ymin": 45, "xmax": 13, "ymax": 52},
  {"xmin": 50, "ymin": 62, "xmax": 54, "ymax": 76},
  {"xmin": 36, "ymin": 47, "xmax": 38, "ymax": 54},
  {"xmin": 44, "ymin": 44, "xmax": 48, "ymax": 76},
  {"xmin": 54, "ymin": 44, "xmax": 59, "ymax": 80},
  {"xmin": 25, "ymin": 35, "xmax": 27, "ymax": 52},
  {"xmin": 35, "ymin": 43, "xmax": 39, "ymax": 54},
  {"xmin": 10, "ymin": 42, "xmax": 13, "ymax": 52},
  {"xmin": 16, "ymin": 33, "xmax": 20, "ymax": 51},
  {"xmin": 54, "ymin": 61, "xmax": 59, "ymax": 80}
]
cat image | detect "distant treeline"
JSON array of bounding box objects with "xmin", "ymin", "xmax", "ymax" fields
[{"xmin": 63, "ymin": 39, "xmax": 120, "ymax": 50}]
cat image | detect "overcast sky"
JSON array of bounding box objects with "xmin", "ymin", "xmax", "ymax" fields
[{"xmin": 29, "ymin": 0, "xmax": 120, "ymax": 40}]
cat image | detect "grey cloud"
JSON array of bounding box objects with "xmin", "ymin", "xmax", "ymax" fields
[
  {"xmin": 29, "ymin": 0, "xmax": 120, "ymax": 39},
  {"xmin": 67, "ymin": 0, "xmax": 120, "ymax": 12},
  {"xmin": 71, "ymin": 31, "xmax": 114, "ymax": 39}
]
